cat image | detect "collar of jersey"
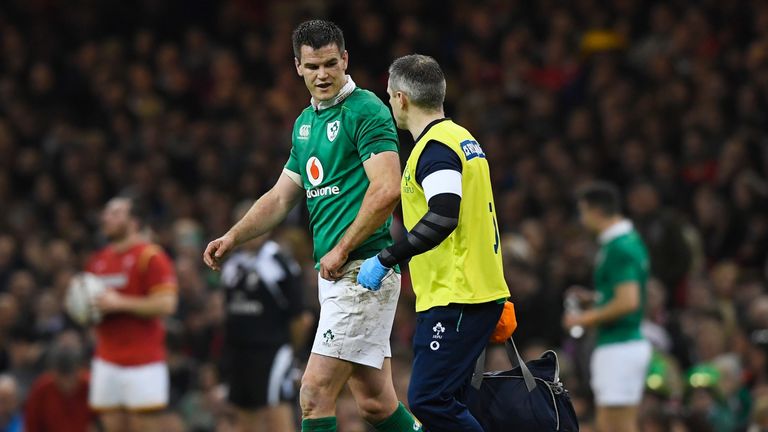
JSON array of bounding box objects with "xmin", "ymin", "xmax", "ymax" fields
[
  {"xmin": 599, "ymin": 219, "xmax": 633, "ymax": 244},
  {"xmin": 311, "ymin": 75, "xmax": 356, "ymax": 111}
]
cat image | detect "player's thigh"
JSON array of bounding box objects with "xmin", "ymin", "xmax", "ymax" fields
[
  {"xmin": 301, "ymin": 353, "xmax": 354, "ymax": 399},
  {"xmin": 127, "ymin": 410, "xmax": 167, "ymax": 432},
  {"xmin": 98, "ymin": 410, "xmax": 130, "ymax": 432},
  {"xmin": 596, "ymin": 405, "xmax": 639, "ymax": 432}
]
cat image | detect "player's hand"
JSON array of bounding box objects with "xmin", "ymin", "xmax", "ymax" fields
[
  {"xmin": 565, "ymin": 285, "xmax": 596, "ymax": 306},
  {"xmin": 357, "ymin": 255, "xmax": 389, "ymax": 291},
  {"xmin": 95, "ymin": 289, "xmax": 124, "ymax": 314},
  {"xmin": 203, "ymin": 233, "xmax": 236, "ymax": 271},
  {"xmin": 562, "ymin": 312, "xmax": 583, "ymax": 331},
  {"xmin": 563, "ymin": 309, "xmax": 597, "ymax": 330},
  {"xmin": 319, "ymin": 246, "xmax": 348, "ymax": 281}
]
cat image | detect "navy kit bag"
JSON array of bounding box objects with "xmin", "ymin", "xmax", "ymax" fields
[{"xmin": 466, "ymin": 338, "xmax": 579, "ymax": 431}]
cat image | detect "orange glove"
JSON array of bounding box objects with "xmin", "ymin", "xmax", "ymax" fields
[{"xmin": 489, "ymin": 301, "xmax": 517, "ymax": 343}]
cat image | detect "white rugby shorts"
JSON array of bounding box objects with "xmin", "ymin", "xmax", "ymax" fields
[
  {"xmin": 590, "ymin": 339, "xmax": 652, "ymax": 406},
  {"xmin": 89, "ymin": 358, "xmax": 169, "ymax": 411},
  {"xmin": 312, "ymin": 260, "xmax": 400, "ymax": 369}
]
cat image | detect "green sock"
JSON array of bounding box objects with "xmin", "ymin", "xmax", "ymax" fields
[
  {"xmin": 373, "ymin": 402, "xmax": 423, "ymax": 432},
  {"xmin": 301, "ymin": 416, "xmax": 337, "ymax": 432}
]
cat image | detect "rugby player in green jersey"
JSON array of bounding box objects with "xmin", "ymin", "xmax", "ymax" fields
[
  {"xmin": 564, "ymin": 182, "xmax": 651, "ymax": 432},
  {"xmin": 203, "ymin": 20, "xmax": 420, "ymax": 432}
]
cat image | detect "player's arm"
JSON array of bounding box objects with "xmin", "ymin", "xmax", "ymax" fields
[
  {"xmin": 378, "ymin": 190, "xmax": 460, "ymax": 267},
  {"xmin": 97, "ymin": 250, "xmax": 179, "ymax": 317},
  {"xmin": 319, "ymin": 151, "xmax": 401, "ymax": 280},
  {"xmin": 565, "ymin": 282, "xmax": 641, "ymax": 328},
  {"xmin": 204, "ymin": 173, "xmax": 304, "ymax": 270},
  {"xmin": 97, "ymin": 290, "xmax": 177, "ymax": 318},
  {"xmin": 358, "ymin": 141, "xmax": 462, "ymax": 289}
]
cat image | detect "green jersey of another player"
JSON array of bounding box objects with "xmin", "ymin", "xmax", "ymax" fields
[
  {"xmin": 593, "ymin": 220, "xmax": 649, "ymax": 345},
  {"xmin": 284, "ymin": 86, "xmax": 398, "ymax": 265}
]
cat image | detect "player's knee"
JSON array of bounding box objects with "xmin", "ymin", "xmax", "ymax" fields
[
  {"xmin": 355, "ymin": 395, "xmax": 390, "ymax": 422},
  {"xmin": 299, "ymin": 374, "xmax": 334, "ymax": 415}
]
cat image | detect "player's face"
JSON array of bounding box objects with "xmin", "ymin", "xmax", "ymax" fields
[
  {"xmin": 295, "ymin": 44, "xmax": 348, "ymax": 102},
  {"xmin": 386, "ymin": 84, "xmax": 406, "ymax": 129},
  {"xmin": 100, "ymin": 199, "xmax": 133, "ymax": 241},
  {"xmin": 577, "ymin": 200, "xmax": 599, "ymax": 233}
]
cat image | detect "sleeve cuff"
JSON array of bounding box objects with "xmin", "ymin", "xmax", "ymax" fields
[
  {"xmin": 282, "ymin": 169, "xmax": 303, "ymax": 188},
  {"xmin": 360, "ymin": 148, "xmax": 398, "ymax": 163},
  {"xmin": 149, "ymin": 283, "xmax": 177, "ymax": 295}
]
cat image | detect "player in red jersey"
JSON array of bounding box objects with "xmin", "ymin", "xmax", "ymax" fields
[{"xmin": 85, "ymin": 196, "xmax": 178, "ymax": 432}]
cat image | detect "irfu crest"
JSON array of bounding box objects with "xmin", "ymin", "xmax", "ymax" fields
[{"xmin": 327, "ymin": 120, "xmax": 340, "ymax": 142}]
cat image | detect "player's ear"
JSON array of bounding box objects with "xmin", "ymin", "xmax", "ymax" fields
[
  {"xmin": 341, "ymin": 50, "xmax": 349, "ymax": 71},
  {"xmin": 398, "ymin": 91, "xmax": 408, "ymax": 111},
  {"xmin": 294, "ymin": 57, "xmax": 302, "ymax": 76}
]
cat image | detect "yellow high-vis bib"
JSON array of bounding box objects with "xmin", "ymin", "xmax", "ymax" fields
[{"xmin": 402, "ymin": 119, "xmax": 509, "ymax": 312}]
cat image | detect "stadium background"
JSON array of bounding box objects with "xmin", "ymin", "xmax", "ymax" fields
[{"xmin": 1, "ymin": 0, "xmax": 768, "ymax": 430}]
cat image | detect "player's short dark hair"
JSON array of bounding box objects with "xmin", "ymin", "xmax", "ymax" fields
[
  {"xmin": 388, "ymin": 54, "xmax": 446, "ymax": 111},
  {"xmin": 116, "ymin": 194, "xmax": 149, "ymax": 226},
  {"xmin": 292, "ymin": 20, "xmax": 345, "ymax": 59},
  {"xmin": 576, "ymin": 181, "xmax": 622, "ymax": 216}
]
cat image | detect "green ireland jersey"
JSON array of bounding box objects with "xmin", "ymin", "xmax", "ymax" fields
[
  {"xmin": 594, "ymin": 220, "xmax": 650, "ymax": 346},
  {"xmin": 284, "ymin": 86, "xmax": 399, "ymax": 267}
]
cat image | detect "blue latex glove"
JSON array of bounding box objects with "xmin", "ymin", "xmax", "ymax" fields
[{"xmin": 357, "ymin": 255, "xmax": 389, "ymax": 291}]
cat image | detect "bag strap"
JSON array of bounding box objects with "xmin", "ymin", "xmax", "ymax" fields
[
  {"xmin": 471, "ymin": 337, "xmax": 538, "ymax": 393},
  {"xmin": 505, "ymin": 337, "xmax": 537, "ymax": 392},
  {"xmin": 471, "ymin": 348, "xmax": 486, "ymax": 389}
]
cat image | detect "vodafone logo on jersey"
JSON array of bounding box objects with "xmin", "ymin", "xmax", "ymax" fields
[
  {"xmin": 306, "ymin": 157, "xmax": 324, "ymax": 187},
  {"xmin": 306, "ymin": 156, "xmax": 341, "ymax": 199}
]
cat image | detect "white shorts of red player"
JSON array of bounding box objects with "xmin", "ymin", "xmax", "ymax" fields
[{"xmin": 89, "ymin": 358, "xmax": 169, "ymax": 412}]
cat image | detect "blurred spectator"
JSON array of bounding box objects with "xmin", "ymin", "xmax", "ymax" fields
[
  {"xmin": 6, "ymin": 326, "xmax": 44, "ymax": 402},
  {"xmin": 627, "ymin": 181, "xmax": 693, "ymax": 307},
  {"xmin": 0, "ymin": 374, "xmax": 22, "ymax": 432},
  {"xmin": 684, "ymin": 364, "xmax": 737, "ymax": 431},
  {"xmin": 24, "ymin": 331, "xmax": 94, "ymax": 432},
  {"xmin": 749, "ymin": 395, "xmax": 768, "ymax": 432}
]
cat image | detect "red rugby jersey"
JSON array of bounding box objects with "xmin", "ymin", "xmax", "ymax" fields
[{"xmin": 86, "ymin": 242, "xmax": 177, "ymax": 365}]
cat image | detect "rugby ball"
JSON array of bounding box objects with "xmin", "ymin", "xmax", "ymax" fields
[{"xmin": 65, "ymin": 272, "xmax": 105, "ymax": 326}]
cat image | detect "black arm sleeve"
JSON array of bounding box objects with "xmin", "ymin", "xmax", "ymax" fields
[{"xmin": 378, "ymin": 193, "xmax": 461, "ymax": 267}]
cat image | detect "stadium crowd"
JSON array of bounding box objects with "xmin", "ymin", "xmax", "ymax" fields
[{"xmin": 0, "ymin": 0, "xmax": 768, "ymax": 430}]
